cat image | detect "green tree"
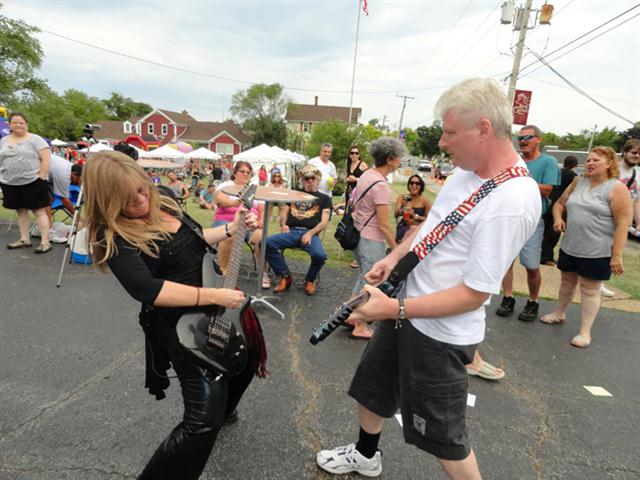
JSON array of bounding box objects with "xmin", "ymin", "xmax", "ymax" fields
[
  {"xmin": 103, "ymin": 92, "xmax": 152, "ymax": 120},
  {"xmin": 616, "ymin": 122, "xmax": 640, "ymax": 151},
  {"xmin": 229, "ymin": 83, "xmax": 291, "ymax": 147},
  {"xmin": 0, "ymin": 16, "xmax": 45, "ymax": 104},
  {"xmin": 415, "ymin": 122, "xmax": 443, "ymax": 158},
  {"xmin": 63, "ymin": 89, "xmax": 108, "ymax": 127},
  {"xmin": 15, "ymin": 86, "xmax": 78, "ymax": 140}
]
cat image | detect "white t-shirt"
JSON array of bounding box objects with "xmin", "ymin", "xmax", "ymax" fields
[
  {"xmin": 308, "ymin": 157, "xmax": 337, "ymax": 197},
  {"xmin": 406, "ymin": 160, "xmax": 541, "ymax": 345},
  {"xmin": 48, "ymin": 154, "xmax": 72, "ymax": 197}
]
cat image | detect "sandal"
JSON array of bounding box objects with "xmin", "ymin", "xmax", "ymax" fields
[
  {"xmin": 34, "ymin": 244, "xmax": 52, "ymax": 254},
  {"xmin": 571, "ymin": 334, "xmax": 591, "ymax": 348},
  {"xmin": 540, "ymin": 312, "xmax": 565, "ymax": 324},
  {"xmin": 351, "ymin": 326, "xmax": 373, "ymax": 339},
  {"xmin": 350, "ymin": 260, "xmax": 359, "ymax": 269},
  {"xmin": 7, "ymin": 239, "xmax": 33, "ymax": 249},
  {"xmin": 466, "ymin": 361, "xmax": 505, "ymax": 381}
]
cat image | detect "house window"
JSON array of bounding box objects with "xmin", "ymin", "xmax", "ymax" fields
[
  {"xmin": 147, "ymin": 123, "xmax": 154, "ymax": 135},
  {"xmin": 135, "ymin": 123, "xmax": 141, "ymax": 134},
  {"xmin": 215, "ymin": 143, "xmax": 235, "ymax": 155},
  {"xmin": 123, "ymin": 121, "xmax": 132, "ymax": 134},
  {"xmin": 161, "ymin": 124, "xmax": 168, "ymax": 136},
  {"xmin": 303, "ymin": 122, "xmax": 310, "ymax": 133}
]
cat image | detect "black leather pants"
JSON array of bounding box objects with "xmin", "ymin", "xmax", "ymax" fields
[{"xmin": 138, "ymin": 328, "xmax": 256, "ymax": 480}]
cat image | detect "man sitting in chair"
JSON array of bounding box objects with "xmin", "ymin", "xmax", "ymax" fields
[
  {"xmin": 45, "ymin": 155, "xmax": 82, "ymax": 243},
  {"xmin": 266, "ymin": 164, "xmax": 332, "ymax": 296}
]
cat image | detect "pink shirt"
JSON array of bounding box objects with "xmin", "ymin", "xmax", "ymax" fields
[
  {"xmin": 351, "ymin": 169, "xmax": 392, "ymax": 242},
  {"xmin": 214, "ymin": 180, "xmax": 260, "ymax": 222}
]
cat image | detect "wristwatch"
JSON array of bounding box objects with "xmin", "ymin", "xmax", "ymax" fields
[{"xmin": 398, "ymin": 298, "xmax": 408, "ymax": 322}]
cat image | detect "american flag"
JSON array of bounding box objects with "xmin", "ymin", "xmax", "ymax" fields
[{"xmin": 363, "ymin": 0, "xmax": 369, "ymax": 16}]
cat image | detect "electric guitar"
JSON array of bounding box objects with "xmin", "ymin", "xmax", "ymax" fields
[{"xmin": 175, "ymin": 183, "xmax": 257, "ymax": 376}]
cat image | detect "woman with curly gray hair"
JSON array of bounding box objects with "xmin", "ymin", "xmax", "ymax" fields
[{"xmin": 346, "ymin": 136, "xmax": 405, "ymax": 338}]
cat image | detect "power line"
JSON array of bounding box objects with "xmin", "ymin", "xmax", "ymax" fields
[
  {"xmin": 527, "ymin": 49, "xmax": 635, "ymax": 125},
  {"xmin": 521, "ymin": 10, "xmax": 640, "ymax": 77},
  {"xmin": 502, "ymin": 3, "xmax": 640, "ymax": 80}
]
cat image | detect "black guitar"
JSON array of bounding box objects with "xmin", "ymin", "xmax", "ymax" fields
[
  {"xmin": 176, "ymin": 184, "xmax": 257, "ymax": 376},
  {"xmin": 309, "ymin": 253, "xmax": 419, "ymax": 345}
]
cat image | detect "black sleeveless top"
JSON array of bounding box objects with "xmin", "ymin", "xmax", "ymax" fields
[{"xmin": 347, "ymin": 160, "xmax": 366, "ymax": 181}]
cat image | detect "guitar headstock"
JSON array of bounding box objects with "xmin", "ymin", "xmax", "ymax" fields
[{"xmin": 237, "ymin": 183, "xmax": 257, "ymax": 210}]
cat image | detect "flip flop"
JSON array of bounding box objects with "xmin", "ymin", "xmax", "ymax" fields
[
  {"xmin": 351, "ymin": 328, "xmax": 373, "ymax": 340},
  {"xmin": 540, "ymin": 312, "xmax": 565, "ymax": 324},
  {"xmin": 571, "ymin": 334, "xmax": 591, "ymax": 348},
  {"xmin": 466, "ymin": 361, "xmax": 505, "ymax": 381}
]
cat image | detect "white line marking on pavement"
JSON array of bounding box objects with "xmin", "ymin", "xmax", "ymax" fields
[{"xmin": 583, "ymin": 386, "xmax": 612, "ymax": 397}]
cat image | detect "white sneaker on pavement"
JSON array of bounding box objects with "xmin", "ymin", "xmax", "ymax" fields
[
  {"xmin": 600, "ymin": 284, "xmax": 615, "ymax": 297},
  {"xmin": 316, "ymin": 443, "xmax": 382, "ymax": 477},
  {"xmin": 262, "ymin": 272, "xmax": 271, "ymax": 289},
  {"xmin": 49, "ymin": 230, "xmax": 68, "ymax": 244}
]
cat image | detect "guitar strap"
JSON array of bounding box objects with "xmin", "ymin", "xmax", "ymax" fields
[{"xmin": 386, "ymin": 166, "xmax": 530, "ymax": 284}]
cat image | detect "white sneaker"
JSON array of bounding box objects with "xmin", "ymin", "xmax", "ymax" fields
[
  {"xmin": 316, "ymin": 443, "xmax": 382, "ymax": 477},
  {"xmin": 49, "ymin": 234, "xmax": 68, "ymax": 244},
  {"xmin": 600, "ymin": 284, "xmax": 615, "ymax": 297},
  {"xmin": 262, "ymin": 272, "xmax": 271, "ymax": 289}
]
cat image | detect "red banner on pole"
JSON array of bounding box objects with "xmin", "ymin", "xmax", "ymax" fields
[{"xmin": 512, "ymin": 89, "xmax": 532, "ymax": 125}]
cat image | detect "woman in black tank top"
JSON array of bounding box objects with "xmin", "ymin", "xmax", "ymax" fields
[{"xmin": 345, "ymin": 145, "xmax": 368, "ymax": 206}]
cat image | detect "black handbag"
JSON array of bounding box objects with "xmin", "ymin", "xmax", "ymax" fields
[{"xmin": 334, "ymin": 180, "xmax": 383, "ymax": 250}]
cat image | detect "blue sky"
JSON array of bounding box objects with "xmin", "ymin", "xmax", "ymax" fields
[{"xmin": 4, "ymin": 0, "xmax": 640, "ymax": 135}]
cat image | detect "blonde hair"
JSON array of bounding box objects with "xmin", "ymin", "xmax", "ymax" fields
[
  {"xmin": 590, "ymin": 146, "xmax": 619, "ymax": 179},
  {"xmin": 434, "ymin": 78, "xmax": 513, "ymax": 139},
  {"xmin": 84, "ymin": 151, "xmax": 182, "ymax": 271}
]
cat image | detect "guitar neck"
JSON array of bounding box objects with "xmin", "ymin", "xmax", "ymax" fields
[{"xmin": 223, "ymin": 213, "xmax": 247, "ymax": 289}]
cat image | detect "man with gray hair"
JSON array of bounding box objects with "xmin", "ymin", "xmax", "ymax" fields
[
  {"xmin": 308, "ymin": 142, "xmax": 337, "ymax": 197},
  {"xmin": 316, "ymin": 78, "xmax": 540, "ymax": 479}
]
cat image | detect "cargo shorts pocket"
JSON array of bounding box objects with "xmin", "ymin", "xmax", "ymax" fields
[{"xmin": 405, "ymin": 371, "xmax": 468, "ymax": 443}]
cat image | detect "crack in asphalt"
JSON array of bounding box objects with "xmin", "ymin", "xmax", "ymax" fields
[
  {"xmin": 0, "ymin": 347, "xmax": 144, "ymax": 439},
  {"xmin": 285, "ymin": 302, "xmax": 331, "ymax": 480},
  {"xmin": 0, "ymin": 463, "xmax": 135, "ymax": 479}
]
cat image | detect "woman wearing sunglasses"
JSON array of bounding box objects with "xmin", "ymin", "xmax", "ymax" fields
[
  {"xmin": 394, "ymin": 174, "xmax": 431, "ymax": 243},
  {"xmin": 345, "ymin": 146, "xmax": 368, "ymax": 268},
  {"xmin": 213, "ymin": 161, "xmax": 266, "ymax": 285}
]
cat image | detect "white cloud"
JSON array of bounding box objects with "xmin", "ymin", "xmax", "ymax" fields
[{"xmin": 4, "ymin": 0, "xmax": 639, "ymax": 135}]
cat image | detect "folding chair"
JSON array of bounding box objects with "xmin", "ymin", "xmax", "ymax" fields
[{"xmin": 51, "ymin": 184, "xmax": 81, "ymax": 223}]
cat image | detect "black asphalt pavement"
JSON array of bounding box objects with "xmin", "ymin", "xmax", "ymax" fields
[{"xmin": 1, "ymin": 227, "xmax": 638, "ymax": 480}]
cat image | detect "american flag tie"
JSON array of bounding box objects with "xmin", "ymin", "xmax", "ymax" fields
[{"xmin": 411, "ymin": 166, "xmax": 529, "ymax": 260}]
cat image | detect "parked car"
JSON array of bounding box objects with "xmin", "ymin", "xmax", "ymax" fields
[
  {"xmin": 417, "ymin": 161, "xmax": 432, "ymax": 172},
  {"xmin": 434, "ymin": 162, "xmax": 454, "ymax": 180}
]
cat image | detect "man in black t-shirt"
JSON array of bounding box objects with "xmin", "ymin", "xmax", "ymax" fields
[{"xmin": 266, "ymin": 164, "xmax": 332, "ymax": 295}]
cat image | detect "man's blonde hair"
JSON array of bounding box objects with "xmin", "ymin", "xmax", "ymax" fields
[
  {"xmin": 84, "ymin": 151, "xmax": 182, "ymax": 271},
  {"xmin": 435, "ymin": 78, "xmax": 513, "ymax": 139}
]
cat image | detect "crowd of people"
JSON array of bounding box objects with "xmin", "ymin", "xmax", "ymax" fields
[{"xmin": 1, "ymin": 80, "xmax": 638, "ymax": 479}]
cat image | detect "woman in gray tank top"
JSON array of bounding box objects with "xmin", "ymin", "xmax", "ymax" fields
[{"xmin": 539, "ymin": 147, "xmax": 632, "ymax": 348}]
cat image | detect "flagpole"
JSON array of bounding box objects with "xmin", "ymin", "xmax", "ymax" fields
[{"xmin": 348, "ymin": 0, "xmax": 362, "ymax": 126}]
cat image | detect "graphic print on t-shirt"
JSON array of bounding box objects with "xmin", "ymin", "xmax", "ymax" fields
[{"xmin": 290, "ymin": 200, "xmax": 319, "ymax": 220}]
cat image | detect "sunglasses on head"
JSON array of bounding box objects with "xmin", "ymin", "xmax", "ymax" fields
[{"xmin": 516, "ymin": 134, "xmax": 537, "ymax": 142}]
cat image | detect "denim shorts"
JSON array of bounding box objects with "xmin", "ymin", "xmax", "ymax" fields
[
  {"xmin": 348, "ymin": 320, "xmax": 477, "ymax": 461},
  {"xmin": 519, "ymin": 218, "xmax": 544, "ymax": 270},
  {"xmin": 212, "ymin": 219, "xmax": 251, "ymax": 242}
]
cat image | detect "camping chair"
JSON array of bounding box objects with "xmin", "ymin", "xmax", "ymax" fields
[{"xmin": 51, "ymin": 184, "xmax": 81, "ymax": 223}]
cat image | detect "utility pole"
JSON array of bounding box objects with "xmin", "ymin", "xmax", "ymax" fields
[
  {"xmin": 507, "ymin": 0, "xmax": 534, "ymax": 106},
  {"xmin": 348, "ymin": 0, "xmax": 363, "ymax": 125},
  {"xmin": 381, "ymin": 115, "xmax": 387, "ymax": 131},
  {"xmin": 396, "ymin": 95, "xmax": 415, "ymax": 139}
]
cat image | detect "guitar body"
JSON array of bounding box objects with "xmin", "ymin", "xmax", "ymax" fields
[{"xmin": 176, "ymin": 252, "xmax": 249, "ymax": 377}]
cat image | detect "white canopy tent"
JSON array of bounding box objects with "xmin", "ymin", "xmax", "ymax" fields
[
  {"xmin": 186, "ymin": 147, "xmax": 222, "ymax": 161},
  {"xmin": 234, "ymin": 143, "xmax": 296, "ymax": 185},
  {"xmin": 51, "ymin": 138, "xmax": 68, "ymax": 147},
  {"xmin": 144, "ymin": 144, "xmax": 187, "ymax": 164},
  {"xmin": 78, "ymin": 143, "xmax": 113, "ymax": 153}
]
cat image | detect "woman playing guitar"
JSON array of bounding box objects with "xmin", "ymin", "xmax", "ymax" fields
[{"xmin": 83, "ymin": 151, "xmax": 260, "ymax": 480}]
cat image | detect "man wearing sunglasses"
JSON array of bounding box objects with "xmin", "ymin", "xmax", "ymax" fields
[
  {"xmin": 266, "ymin": 164, "xmax": 331, "ymax": 296},
  {"xmin": 496, "ymin": 125, "xmax": 560, "ymax": 322}
]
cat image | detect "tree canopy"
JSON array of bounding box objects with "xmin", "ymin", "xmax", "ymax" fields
[
  {"xmin": 0, "ymin": 15, "xmax": 45, "ymax": 104},
  {"xmin": 103, "ymin": 92, "xmax": 152, "ymax": 120},
  {"xmin": 230, "ymin": 83, "xmax": 291, "ymax": 147}
]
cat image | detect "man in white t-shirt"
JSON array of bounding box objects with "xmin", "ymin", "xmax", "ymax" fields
[
  {"xmin": 307, "ymin": 143, "xmax": 337, "ymax": 197},
  {"xmin": 316, "ymin": 78, "xmax": 540, "ymax": 479}
]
